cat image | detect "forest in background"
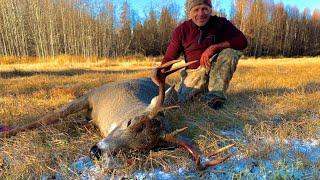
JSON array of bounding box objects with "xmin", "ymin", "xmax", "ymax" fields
[{"xmin": 0, "ymin": 0, "xmax": 319, "ymax": 58}]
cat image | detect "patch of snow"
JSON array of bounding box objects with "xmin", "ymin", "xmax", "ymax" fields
[
  {"xmin": 284, "ymin": 138, "xmax": 320, "ymax": 163},
  {"xmin": 215, "ymin": 129, "xmax": 320, "ymax": 179},
  {"xmin": 219, "ymin": 128, "xmax": 247, "ymax": 144},
  {"xmin": 70, "ymin": 156, "xmax": 95, "ymax": 175}
]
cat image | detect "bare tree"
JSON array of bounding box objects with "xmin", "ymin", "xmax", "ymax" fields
[
  {"xmin": 158, "ymin": 7, "xmax": 177, "ymax": 54},
  {"xmin": 311, "ymin": 9, "xmax": 320, "ymax": 55},
  {"xmin": 132, "ymin": 21, "xmax": 144, "ymax": 54},
  {"xmin": 119, "ymin": 1, "xmax": 132, "ymax": 56},
  {"xmin": 143, "ymin": 10, "xmax": 160, "ymax": 56}
]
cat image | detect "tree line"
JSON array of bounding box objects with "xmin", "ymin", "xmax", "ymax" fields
[
  {"xmin": 232, "ymin": 0, "xmax": 320, "ymax": 57},
  {"xmin": 0, "ymin": 0, "xmax": 319, "ymax": 58}
]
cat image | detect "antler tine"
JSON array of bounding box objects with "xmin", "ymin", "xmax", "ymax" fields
[
  {"xmin": 163, "ymin": 127, "xmax": 188, "ymax": 137},
  {"xmin": 157, "ymin": 105, "xmax": 180, "ymax": 113},
  {"xmin": 197, "ymin": 144, "xmax": 234, "ymax": 170},
  {"xmin": 158, "ymin": 59, "xmax": 182, "ymax": 69},
  {"xmin": 197, "ymin": 154, "xmax": 232, "ymax": 170},
  {"xmin": 207, "ymin": 144, "xmax": 235, "ymax": 157},
  {"xmin": 154, "ymin": 60, "xmax": 197, "ymax": 80},
  {"xmin": 163, "ymin": 60, "xmax": 198, "ymax": 76},
  {"xmin": 196, "ymin": 143, "xmax": 234, "ymax": 170}
]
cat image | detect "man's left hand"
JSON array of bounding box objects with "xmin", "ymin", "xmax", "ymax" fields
[{"xmin": 200, "ymin": 45, "xmax": 219, "ymax": 68}]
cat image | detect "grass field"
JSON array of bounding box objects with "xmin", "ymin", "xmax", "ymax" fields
[{"xmin": 0, "ymin": 56, "xmax": 319, "ymax": 178}]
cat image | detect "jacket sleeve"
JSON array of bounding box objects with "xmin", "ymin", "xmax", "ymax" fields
[
  {"xmin": 219, "ymin": 18, "xmax": 247, "ymax": 50},
  {"xmin": 161, "ymin": 26, "xmax": 184, "ymax": 68}
]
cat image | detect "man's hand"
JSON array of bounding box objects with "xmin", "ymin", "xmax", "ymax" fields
[
  {"xmin": 200, "ymin": 45, "xmax": 219, "ymax": 68},
  {"xmin": 200, "ymin": 42, "xmax": 231, "ymax": 68}
]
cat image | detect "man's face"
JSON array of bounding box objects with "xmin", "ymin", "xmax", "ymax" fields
[{"xmin": 189, "ymin": 4, "xmax": 212, "ymax": 27}]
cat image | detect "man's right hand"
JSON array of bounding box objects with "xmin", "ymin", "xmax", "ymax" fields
[{"xmin": 200, "ymin": 45, "xmax": 219, "ymax": 68}]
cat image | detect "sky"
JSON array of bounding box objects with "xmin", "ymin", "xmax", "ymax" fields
[{"xmin": 119, "ymin": 0, "xmax": 320, "ymax": 19}]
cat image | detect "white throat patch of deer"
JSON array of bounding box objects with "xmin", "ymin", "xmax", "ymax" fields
[{"xmin": 0, "ymin": 60, "xmax": 234, "ymax": 170}]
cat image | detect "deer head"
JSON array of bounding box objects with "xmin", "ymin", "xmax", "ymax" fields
[{"xmin": 89, "ymin": 60, "xmax": 197, "ymax": 159}]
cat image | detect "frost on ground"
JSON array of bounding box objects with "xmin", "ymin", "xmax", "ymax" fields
[
  {"xmin": 212, "ymin": 129, "xmax": 320, "ymax": 179},
  {"xmin": 47, "ymin": 128, "xmax": 320, "ymax": 179}
]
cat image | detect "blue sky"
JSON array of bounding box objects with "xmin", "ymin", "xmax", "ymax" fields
[{"xmin": 119, "ymin": 0, "xmax": 320, "ymax": 19}]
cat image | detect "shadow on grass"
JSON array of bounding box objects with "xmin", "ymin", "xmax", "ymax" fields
[{"xmin": 0, "ymin": 68, "xmax": 148, "ymax": 79}]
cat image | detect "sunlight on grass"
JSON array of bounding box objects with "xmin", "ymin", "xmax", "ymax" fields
[{"xmin": 0, "ymin": 56, "xmax": 319, "ymax": 178}]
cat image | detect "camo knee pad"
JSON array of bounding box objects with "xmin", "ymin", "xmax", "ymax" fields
[
  {"xmin": 177, "ymin": 48, "xmax": 242, "ymax": 102},
  {"xmin": 208, "ymin": 48, "xmax": 242, "ymax": 97}
]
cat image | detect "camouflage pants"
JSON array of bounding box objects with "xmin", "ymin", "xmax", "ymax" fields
[{"xmin": 177, "ymin": 48, "xmax": 242, "ymax": 103}]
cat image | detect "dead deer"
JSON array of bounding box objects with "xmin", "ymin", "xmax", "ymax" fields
[{"xmin": 0, "ymin": 60, "xmax": 234, "ymax": 170}]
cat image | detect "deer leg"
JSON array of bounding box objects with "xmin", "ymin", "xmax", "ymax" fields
[{"xmin": 0, "ymin": 95, "xmax": 89, "ymax": 138}]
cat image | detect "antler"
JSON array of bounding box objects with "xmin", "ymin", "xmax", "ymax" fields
[
  {"xmin": 151, "ymin": 60, "xmax": 197, "ymax": 111},
  {"xmin": 162, "ymin": 127, "xmax": 234, "ymax": 170}
]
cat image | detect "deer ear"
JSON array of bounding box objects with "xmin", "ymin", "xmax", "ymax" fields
[{"xmin": 147, "ymin": 85, "xmax": 177, "ymax": 114}]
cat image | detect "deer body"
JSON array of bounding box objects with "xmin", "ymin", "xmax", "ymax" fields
[{"xmin": 88, "ymin": 78, "xmax": 162, "ymax": 137}]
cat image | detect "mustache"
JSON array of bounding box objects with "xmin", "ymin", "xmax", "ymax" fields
[{"xmin": 197, "ymin": 15, "xmax": 208, "ymax": 19}]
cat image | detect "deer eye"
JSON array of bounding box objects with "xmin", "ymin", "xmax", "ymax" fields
[
  {"xmin": 136, "ymin": 124, "xmax": 145, "ymax": 133},
  {"xmin": 127, "ymin": 119, "xmax": 132, "ymax": 127}
]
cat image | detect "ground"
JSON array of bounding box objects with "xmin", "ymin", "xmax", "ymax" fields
[{"xmin": 0, "ymin": 55, "xmax": 319, "ymax": 179}]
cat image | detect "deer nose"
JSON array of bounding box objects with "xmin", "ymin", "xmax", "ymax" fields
[{"xmin": 90, "ymin": 145, "xmax": 102, "ymax": 160}]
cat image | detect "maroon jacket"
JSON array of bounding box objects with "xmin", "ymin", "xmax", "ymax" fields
[{"xmin": 162, "ymin": 16, "xmax": 247, "ymax": 69}]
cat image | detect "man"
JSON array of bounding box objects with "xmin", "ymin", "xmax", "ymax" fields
[{"xmin": 154, "ymin": 0, "xmax": 247, "ymax": 109}]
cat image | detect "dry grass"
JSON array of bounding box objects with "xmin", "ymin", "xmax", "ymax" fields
[{"xmin": 0, "ymin": 56, "xmax": 319, "ymax": 178}]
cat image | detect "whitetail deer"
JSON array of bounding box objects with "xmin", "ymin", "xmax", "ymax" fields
[{"xmin": 0, "ymin": 60, "xmax": 233, "ymax": 170}]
